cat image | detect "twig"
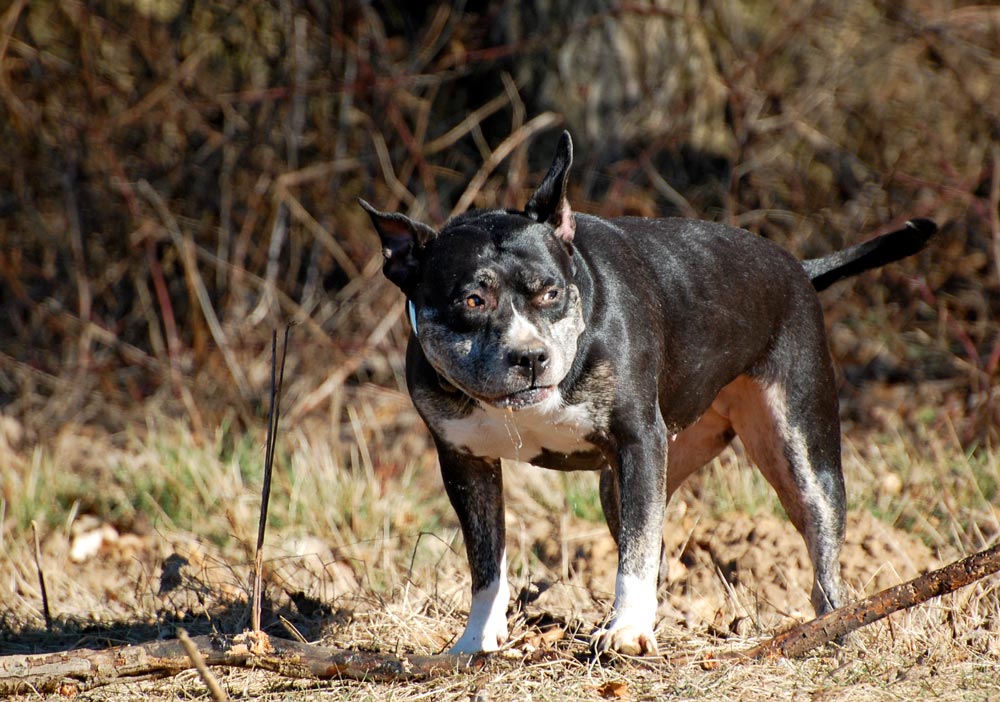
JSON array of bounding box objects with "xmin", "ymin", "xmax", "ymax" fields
[
  {"xmin": 177, "ymin": 629, "xmax": 230, "ymax": 702},
  {"xmin": 739, "ymin": 542, "xmax": 1000, "ymax": 660},
  {"xmin": 279, "ymin": 616, "xmax": 309, "ymax": 644},
  {"xmin": 274, "ymin": 182, "xmax": 360, "ymax": 279},
  {"xmin": 639, "ymin": 153, "xmax": 698, "ymax": 218},
  {"xmin": 370, "ymin": 128, "xmax": 417, "ymax": 210},
  {"xmin": 30, "ymin": 521, "xmax": 52, "ymax": 631},
  {"xmin": 112, "ymin": 38, "xmax": 218, "ymax": 128},
  {"xmin": 0, "ymin": 0, "xmax": 30, "ymax": 131},
  {"xmin": 62, "ymin": 158, "xmax": 93, "ymax": 376},
  {"xmin": 252, "ymin": 327, "xmax": 291, "ymax": 632},
  {"xmin": 424, "ymin": 93, "xmax": 511, "ymax": 155},
  {"xmin": 668, "ymin": 540, "xmax": 1000, "ymax": 667},
  {"xmin": 451, "ymin": 112, "xmax": 562, "ymax": 216},
  {"xmin": 288, "ymin": 299, "xmax": 403, "ymax": 422},
  {"xmin": 388, "ymin": 102, "xmax": 444, "ymax": 223},
  {"xmin": 138, "ymin": 179, "xmax": 252, "ymax": 401}
]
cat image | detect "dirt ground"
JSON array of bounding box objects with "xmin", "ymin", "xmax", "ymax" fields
[{"xmin": 3, "ymin": 444, "xmax": 998, "ymax": 701}]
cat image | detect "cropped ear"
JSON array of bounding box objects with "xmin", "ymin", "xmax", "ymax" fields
[
  {"xmin": 524, "ymin": 130, "xmax": 575, "ymax": 243},
  {"xmin": 359, "ymin": 199, "xmax": 438, "ymax": 293}
]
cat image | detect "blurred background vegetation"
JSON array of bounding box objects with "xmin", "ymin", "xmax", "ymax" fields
[{"xmin": 1, "ymin": 0, "xmax": 998, "ymax": 453}]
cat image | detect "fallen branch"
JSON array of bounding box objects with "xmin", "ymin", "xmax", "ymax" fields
[
  {"xmin": 738, "ymin": 541, "xmax": 1000, "ymax": 660},
  {"xmin": 0, "ymin": 632, "xmax": 485, "ymax": 696}
]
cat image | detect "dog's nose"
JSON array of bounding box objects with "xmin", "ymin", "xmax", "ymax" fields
[{"xmin": 508, "ymin": 347, "xmax": 549, "ymax": 380}]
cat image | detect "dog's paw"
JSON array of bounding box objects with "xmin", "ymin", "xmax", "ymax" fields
[
  {"xmin": 591, "ymin": 621, "xmax": 659, "ymax": 656},
  {"xmin": 448, "ymin": 574, "xmax": 511, "ymax": 654},
  {"xmin": 448, "ymin": 622, "xmax": 508, "ymax": 654}
]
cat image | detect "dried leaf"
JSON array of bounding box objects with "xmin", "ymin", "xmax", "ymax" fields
[{"xmin": 597, "ymin": 680, "xmax": 629, "ymax": 699}]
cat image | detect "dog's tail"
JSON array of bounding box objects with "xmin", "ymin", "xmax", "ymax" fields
[{"xmin": 803, "ymin": 218, "xmax": 937, "ymax": 292}]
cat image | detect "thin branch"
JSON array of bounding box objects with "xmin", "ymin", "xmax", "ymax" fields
[
  {"xmin": 30, "ymin": 521, "xmax": 52, "ymax": 631},
  {"xmin": 986, "ymin": 143, "xmax": 1000, "ymax": 376},
  {"xmin": 288, "ymin": 300, "xmax": 403, "ymax": 422},
  {"xmin": 451, "ymin": 112, "xmax": 562, "ymax": 217},
  {"xmin": 741, "ymin": 541, "xmax": 1000, "ymax": 660},
  {"xmin": 668, "ymin": 540, "xmax": 1000, "ymax": 666},
  {"xmin": 138, "ymin": 179, "xmax": 253, "ymax": 400},
  {"xmin": 178, "ymin": 629, "xmax": 230, "ymax": 702},
  {"xmin": 424, "ymin": 93, "xmax": 511, "ymax": 155},
  {"xmin": 252, "ymin": 327, "xmax": 290, "ymax": 632}
]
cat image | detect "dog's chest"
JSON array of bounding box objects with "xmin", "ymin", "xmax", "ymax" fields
[{"xmin": 437, "ymin": 392, "xmax": 600, "ymax": 464}]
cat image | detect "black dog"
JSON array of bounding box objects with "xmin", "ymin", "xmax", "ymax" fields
[{"xmin": 361, "ymin": 132, "xmax": 934, "ymax": 655}]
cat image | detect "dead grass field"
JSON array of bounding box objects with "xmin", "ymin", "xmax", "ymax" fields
[
  {"xmin": 2, "ymin": 404, "xmax": 999, "ymax": 700},
  {"xmin": 2, "ymin": 0, "xmax": 1000, "ymax": 699}
]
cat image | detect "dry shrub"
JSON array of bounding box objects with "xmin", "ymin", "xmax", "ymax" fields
[{"xmin": 0, "ymin": 0, "xmax": 996, "ymax": 444}]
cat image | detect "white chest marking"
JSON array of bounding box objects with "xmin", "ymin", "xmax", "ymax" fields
[{"xmin": 438, "ymin": 390, "xmax": 598, "ymax": 462}]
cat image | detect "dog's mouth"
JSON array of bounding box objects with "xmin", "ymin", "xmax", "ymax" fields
[
  {"xmin": 479, "ymin": 385, "xmax": 556, "ymax": 411},
  {"xmin": 428, "ymin": 364, "xmax": 557, "ymax": 411}
]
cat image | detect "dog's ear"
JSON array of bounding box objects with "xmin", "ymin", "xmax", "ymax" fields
[
  {"xmin": 359, "ymin": 199, "xmax": 438, "ymax": 292},
  {"xmin": 525, "ymin": 130, "xmax": 575, "ymax": 243}
]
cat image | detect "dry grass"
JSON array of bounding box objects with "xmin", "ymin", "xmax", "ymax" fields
[{"xmin": 1, "ymin": 410, "xmax": 998, "ymax": 700}]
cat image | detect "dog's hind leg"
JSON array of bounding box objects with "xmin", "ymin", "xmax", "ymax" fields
[
  {"xmin": 666, "ymin": 409, "xmax": 736, "ymax": 500},
  {"xmin": 722, "ymin": 375, "xmax": 846, "ymax": 615}
]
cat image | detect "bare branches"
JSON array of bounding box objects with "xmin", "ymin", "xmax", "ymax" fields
[
  {"xmin": 452, "ymin": 113, "xmax": 563, "ymax": 217},
  {"xmin": 138, "ymin": 179, "xmax": 252, "ymax": 401}
]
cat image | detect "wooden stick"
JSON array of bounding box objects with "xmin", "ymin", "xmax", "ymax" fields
[
  {"xmin": 177, "ymin": 629, "xmax": 230, "ymax": 702},
  {"xmin": 671, "ymin": 541, "xmax": 1000, "ymax": 666},
  {"xmin": 0, "ymin": 632, "xmax": 485, "ymax": 695},
  {"xmin": 30, "ymin": 521, "xmax": 52, "ymax": 631},
  {"xmin": 252, "ymin": 326, "xmax": 290, "ymax": 633},
  {"xmin": 738, "ymin": 541, "xmax": 1000, "ymax": 660}
]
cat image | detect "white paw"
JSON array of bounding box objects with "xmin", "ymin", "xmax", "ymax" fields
[
  {"xmin": 448, "ymin": 619, "xmax": 508, "ymax": 654},
  {"xmin": 593, "ymin": 572, "xmax": 659, "ymax": 655},
  {"xmin": 448, "ymin": 567, "xmax": 510, "ymax": 654},
  {"xmin": 592, "ymin": 619, "xmax": 658, "ymax": 656}
]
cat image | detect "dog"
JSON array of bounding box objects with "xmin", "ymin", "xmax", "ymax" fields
[{"xmin": 360, "ymin": 131, "xmax": 935, "ymax": 656}]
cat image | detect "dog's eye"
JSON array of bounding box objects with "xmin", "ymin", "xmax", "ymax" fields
[
  {"xmin": 537, "ymin": 287, "xmax": 561, "ymax": 305},
  {"xmin": 465, "ymin": 294, "xmax": 485, "ymax": 309}
]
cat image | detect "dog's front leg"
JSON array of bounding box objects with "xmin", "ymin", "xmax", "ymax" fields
[
  {"xmin": 437, "ymin": 442, "xmax": 509, "ymax": 654},
  {"xmin": 593, "ymin": 425, "xmax": 667, "ymax": 656}
]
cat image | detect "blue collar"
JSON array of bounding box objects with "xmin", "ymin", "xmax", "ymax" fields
[{"xmin": 407, "ymin": 300, "xmax": 419, "ymax": 336}]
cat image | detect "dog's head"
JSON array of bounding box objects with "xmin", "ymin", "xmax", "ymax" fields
[{"xmin": 361, "ymin": 132, "xmax": 585, "ymax": 410}]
